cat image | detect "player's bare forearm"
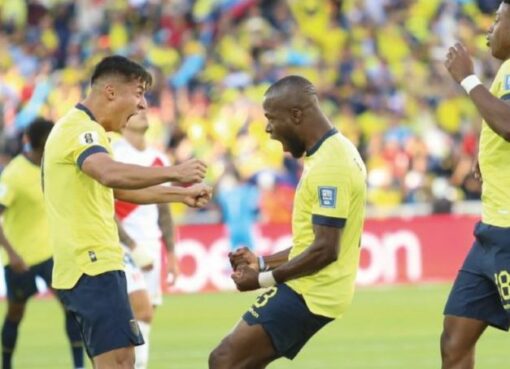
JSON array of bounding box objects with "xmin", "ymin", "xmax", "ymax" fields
[
  {"xmin": 115, "ymin": 217, "xmax": 136, "ymax": 250},
  {"xmin": 445, "ymin": 43, "xmax": 510, "ymax": 141},
  {"xmin": 83, "ymin": 155, "xmax": 175, "ymax": 189},
  {"xmin": 469, "ymin": 86, "xmax": 510, "ymax": 141},
  {"xmin": 157, "ymin": 203, "xmax": 175, "ymax": 252},
  {"xmin": 272, "ymin": 224, "xmax": 342, "ymax": 283},
  {"xmin": 82, "ymin": 153, "xmax": 206, "ymax": 189},
  {"xmin": 263, "ymin": 248, "xmax": 291, "ymax": 270},
  {"xmin": 272, "ymin": 243, "xmax": 335, "ymax": 283},
  {"xmin": 114, "ymin": 186, "xmax": 188, "ymax": 204}
]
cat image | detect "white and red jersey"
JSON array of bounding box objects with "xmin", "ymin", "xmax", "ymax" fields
[{"xmin": 113, "ymin": 138, "xmax": 171, "ymax": 245}]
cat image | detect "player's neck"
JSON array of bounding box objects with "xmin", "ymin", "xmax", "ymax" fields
[
  {"xmin": 24, "ymin": 150, "xmax": 43, "ymax": 166},
  {"xmin": 80, "ymin": 96, "xmax": 110, "ymax": 130},
  {"xmin": 126, "ymin": 139, "xmax": 146, "ymax": 152},
  {"xmin": 303, "ymin": 115, "xmax": 335, "ymax": 154}
]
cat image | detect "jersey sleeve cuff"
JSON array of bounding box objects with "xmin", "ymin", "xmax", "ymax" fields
[
  {"xmin": 76, "ymin": 145, "xmax": 108, "ymax": 169},
  {"xmin": 501, "ymin": 93, "xmax": 510, "ymax": 101},
  {"xmin": 312, "ymin": 214, "xmax": 346, "ymax": 228}
]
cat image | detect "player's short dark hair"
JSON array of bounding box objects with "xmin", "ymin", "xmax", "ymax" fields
[
  {"xmin": 26, "ymin": 117, "xmax": 54, "ymax": 150},
  {"xmin": 265, "ymin": 75, "xmax": 317, "ymax": 97},
  {"xmin": 91, "ymin": 55, "xmax": 153, "ymax": 88}
]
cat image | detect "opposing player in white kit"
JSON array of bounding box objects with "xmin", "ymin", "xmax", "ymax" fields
[{"xmin": 114, "ymin": 112, "xmax": 178, "ymax": 369}]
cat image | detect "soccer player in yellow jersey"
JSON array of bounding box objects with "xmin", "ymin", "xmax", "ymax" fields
[
  {"xmin": 0, "ymin": 118, "xmax": 84, "ymax": 369},
  {"xmin": 442, "ymin": 2, "xmax": 510, "ymax": 368},
  {"xmin": 209, "ymin": 76, "xmax": 367, "ymax": 368},
  {"xmin": 43, "ymin": 55, "xmax": 212, "ymax": 369}
]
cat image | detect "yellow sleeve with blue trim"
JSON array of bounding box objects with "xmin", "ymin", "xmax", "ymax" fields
[
  {"xmin": 307, "ymin": 165, "xmax": 350, "ymax": 228},
  {"xmin": 495, "ymin": 59, "xmax": 510, "ymax": 101},
  {"xmin": 69, "ymin": 127, "xmax": 111, "ymax": 169}
]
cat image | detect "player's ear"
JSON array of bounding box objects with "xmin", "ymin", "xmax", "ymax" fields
[
  {"xmin": 290, "ymin": 107, "xmax": 302, "ymax": 125},
  {"xmin": 104, "ymin": 83, "xmax": 116, "ymax": 101}
]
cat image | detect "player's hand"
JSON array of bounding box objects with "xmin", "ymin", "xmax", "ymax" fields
[
  {"xmin": 229, "ymin": 247, "xmax": 258, "ymax": 271},
  {"xmin": 173, "ymin": 158, "xmax": 207, "ymax": 184},
  {"xmin": 472, "ymin": 157, "xmax": 482, "ymax": 182},
  {"xmin": 444, "ymin": 43, "xmax": 475, "ymax": 83},
  {"xmin": 8, "ymin": 251, "xmax": 29, "ymax": 273},
  {"xmin": 231, "ymin": 264, "xmax": 260, "ymax": 292},
  {"xmin": 166, "ymin": 250, "xmax": 180, "ymax": 287},
  {"xmin": 182, "ymin": 183, "xmax": 212, "ymax": 208},
  {"xmin": 130, "ymin": 246, "xmax": 154, "ymax": 271}
]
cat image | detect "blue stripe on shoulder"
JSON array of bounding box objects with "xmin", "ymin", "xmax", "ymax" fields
[
  {"xmin": 76, "ymin": 145, "xmax": 108, "ymax": 169},
  {"xmin": 312, "ymin": 214, "xmax": 346, "ymax": 228}
]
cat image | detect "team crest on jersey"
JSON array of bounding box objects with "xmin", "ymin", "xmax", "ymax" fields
[
  {"xmin": 505, "ymin": 75, "xmax": 510, "ymax": 91},
  {"xmin": 318, "ymin": 186, "xmax": 337, "ymax": 208},
  {"xmin": 88, "ymin": 251, "xmax": 97, "ymax": 262},
  {"xmin": 79, "ymin": 131, "xmax": 99, "ymax": 145}
]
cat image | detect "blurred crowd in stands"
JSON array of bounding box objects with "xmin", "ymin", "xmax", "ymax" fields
[{"xmin": 0, "ymin": 0, "xmax": 500, "ymax": 223}]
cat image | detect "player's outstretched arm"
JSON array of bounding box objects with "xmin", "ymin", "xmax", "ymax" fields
[
  {"xmin": 82, "ymin": 153, "xmax": 207, "ymax": 189},
  {"xmin": 272, "ymin": 224, "xmax": 341, "ymax": 283},
  {"xmin": 445, "ymin": 42, "xmax": 510, "ymax": 141},
  {"xmin": 232, "ymin": 225, "xmax": 342, "ymax": 291},
  {"xmin": 114, "ymin": 183, "xmax": 212, "ymax": 206},
  {"xmin": 262, "ymin": 248, "xmax": 291, "ymax": 270}
]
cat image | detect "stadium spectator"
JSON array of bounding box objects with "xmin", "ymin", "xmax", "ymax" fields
[
  {"xmin": 216, "ymin": 162, "xmax": 260, "ymax": 251},
  {"xmin": 0, "ymin": 0, "xmax": 495, "ymax": 223}
]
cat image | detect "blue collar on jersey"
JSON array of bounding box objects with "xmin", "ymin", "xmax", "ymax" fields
[
  {"xmin": 306, "ymin": 128, "xmax": 338, "ymax": 157},
  {"xmin": 75, "ymin": 103, "xmax": 97, "ymax": 122}
]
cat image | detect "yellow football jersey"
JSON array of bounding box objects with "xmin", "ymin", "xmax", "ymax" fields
[
  {"xmin": 0, "ymin": 155, "xmax": 52, "ymax": 266},
  {"xmin": 286, "ymin": 129, "xmax": 367, "ymax": 318},
  {"xmin": 479, "ymin": 59, "xmax": 510, "ymax": 227},
  {"xmin": 43, "ymin": 104, "xmax": 123, "ymax": 289}
]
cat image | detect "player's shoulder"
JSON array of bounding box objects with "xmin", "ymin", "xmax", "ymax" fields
[
  {"xmin": 308, "ymin": 146, "xmax": 363, "ymax": 186},
  {"xmin": 311, "ymin": 136, "xmax": 350, "ymax": 168},
  {"xmin": 57, "ymin": 106, "xmax": 104, "ymax": 133},
  {"xmin": 499, "ymin": 58, "xmax": 510, "ymax": 73},
  {"xmin": 53, "ymin": 109, "xmax": 106, "ymax": 149},
  {"xmin": 1, "ymin": 156, "xmax": 24, "ymax": 179}
]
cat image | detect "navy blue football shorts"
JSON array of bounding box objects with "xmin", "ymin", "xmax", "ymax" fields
[
  {"xmin": 4, "ymin": 257, "xmax": 53, "ymax": 302},
  {"xmin": 57, "ymin": 270, "xmax": 144, "ymax": 357},
  {"xmin": 243, "ymin": 283, "xmax": 333, "ymax": 359},
  {"xmin": 444, "ymin": 221, "xmax": 510, "ymax": 330}
]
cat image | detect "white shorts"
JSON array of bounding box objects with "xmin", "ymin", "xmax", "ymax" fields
[
  {"xmin": 141, "ymin": 240, "xmax": 163, "ymax": 306},
  {"xmin": 123, "ymin": 241, "xmax": 164, "ymax": 305},
  {"xmin": 123, "ymin": 249, "xmax": 147, "ymax": 294}
]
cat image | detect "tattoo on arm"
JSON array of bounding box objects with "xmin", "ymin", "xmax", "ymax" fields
[{"xmin": 158, "ymin": 203, "xmax": 175, "ymax": 252}]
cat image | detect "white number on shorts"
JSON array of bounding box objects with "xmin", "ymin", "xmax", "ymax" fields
[{"xmin": 494, "ymin": 271, "xmax": 510, "ymax": 301}]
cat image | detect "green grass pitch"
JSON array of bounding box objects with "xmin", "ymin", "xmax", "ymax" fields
[{"xmin": 3, "ymin": 284, "xmax": 509, "ymax": 368}]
